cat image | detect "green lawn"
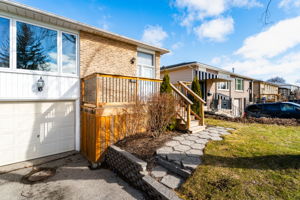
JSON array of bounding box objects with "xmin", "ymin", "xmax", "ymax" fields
[{"xmin": 178, "ymin": 119, "xmax": 300, "ymax": 200}]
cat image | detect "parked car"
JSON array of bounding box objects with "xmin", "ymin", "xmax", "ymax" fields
[{"xmin": 245, "ymin": 102, "xmax": 300, "ymax": 119}]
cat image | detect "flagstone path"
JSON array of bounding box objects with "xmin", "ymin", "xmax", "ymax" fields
[{"xmin": 151, "ymin": 126, "xmax": 235, "ymax": 189}]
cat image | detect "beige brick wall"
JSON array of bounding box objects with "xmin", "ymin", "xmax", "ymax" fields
[
  {"xmin": 206, "ymin": 78, "xmax": 252, "ymax": 111},
  {"xmin": 80, "ymin": 31, "xmax": 161, "ymax": 79},
  {"xmin": 155, "ymin": 53, "xmax": 161, "ymax": 79}
]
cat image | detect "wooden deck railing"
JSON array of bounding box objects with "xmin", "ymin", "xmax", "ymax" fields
[
  {"xmin": 170, "ymin": 83, "xmax": 193, "ymax": 129},
  {"xmin": 82, "ymin": 73, "xmax": 162, "ymax": 107},
  {"xmin": 80, "ymin": 73, "xmax": 205, "ymax": 163},
  {"xmin": 176, "ymin": 81, "xmax": 206, "ymax": 126}
]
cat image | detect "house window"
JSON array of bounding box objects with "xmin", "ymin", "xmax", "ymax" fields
[
  {"xmin": 62, "ymin": 33, "xmax": 77, "ymax": 74},
  {"xmin": 235, "ymin": 78, "xmax": 244, "ymax": 91},
  {"xmin": 217, "ymin": 82, "xmax": 229, "ymax": 90},
  {"xmin": 0, "ymin": 17, "xmax": 10, "ymax": 68},
  {"xmin": 17, "ymin": 21, "xmax": 58, "ymax": 72},
  {"xmin": 0, "ymin": 14, "xmax": 79, "ymax": 76},
  {"xmin": 137, "ymin": 51, "xmax": 155, "ymax": 78}
]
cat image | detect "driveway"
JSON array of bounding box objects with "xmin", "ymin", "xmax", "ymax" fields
[{"xmin": 0, "ymin": 153, "xmax": 145, "ymax": 200}]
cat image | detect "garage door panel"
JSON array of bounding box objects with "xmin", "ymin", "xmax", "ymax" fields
[
  {"xmin": 0, "ymin": 132, "xmax": 14, "ymax": 149},
  {"xmin": 0, "ymin": 148, "xmax": 14, "ymax": 166},
  {"xmin": 0, "ymin": 103, "xmax": 14, "ymax": 114},
  {"xmin": 0, "ymin": 101, "xmax": 76, "ymax": 166},
  {"xmin": 0, "ymin": 114, "xmax": 13, "ymax": 131}
]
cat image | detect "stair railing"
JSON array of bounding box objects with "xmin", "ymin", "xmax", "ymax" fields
[
  {"xmin": 178, "ymin": 81, "xmax": 206, "ymax": 126},
  {"xmin": 170, "ymin": 83, "xmax": 193, "ymax": 129}
]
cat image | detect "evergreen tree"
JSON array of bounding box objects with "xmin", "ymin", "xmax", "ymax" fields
[
  {"xmin": 160, "ymin": 74, "xmax": 172, "ymax": 94},
  {"xmin": 17, "ymin": 23, "xmax": 49, "ymax": 70},
  {"xmin": 191, "ymin": 76, "xmax": 202, "ymax": 115},
  {"xmin": 0, "ymin": 39, "xmax": 9, "ymax": 67}
]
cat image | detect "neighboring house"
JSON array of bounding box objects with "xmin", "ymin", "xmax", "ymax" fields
[
  {"xmin": 275, "ymin": 83, "xmax": 300, "ymax": 101},
  {"xmin": 0, "ymin": 0, "xmax": 168, "ymax": 166},
  {"xmin": 161, "ymin": 62, "xmax": 254, "ymax": 117},
  {"xmin": 253, "ymin": 80, "xmax": 279, "ymax": 103}
]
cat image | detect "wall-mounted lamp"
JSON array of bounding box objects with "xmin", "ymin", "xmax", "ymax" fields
[
  {"xmin": 37, "ymin": 76, "xmax": 45, "ymax": 92},
  {"xmin": 130, "ymin": 57, "xmax": 136, "ymax": 64}
]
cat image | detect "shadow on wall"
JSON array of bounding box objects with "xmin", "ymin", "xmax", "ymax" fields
[{"xmin": 15, "ymin": 76, "xmax": 79, "ymax": 168}]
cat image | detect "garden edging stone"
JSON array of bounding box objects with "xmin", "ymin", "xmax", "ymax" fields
[{"xmin": 105, "ymin": 145, "xmax": 183, "ymax": 200}]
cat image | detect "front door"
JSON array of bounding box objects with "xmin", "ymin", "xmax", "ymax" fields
[{"xmin": 233, "ymin": 98, "xmax": 241, "ymax": 117}]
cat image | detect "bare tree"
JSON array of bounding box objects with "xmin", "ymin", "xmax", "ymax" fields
[
  {"xmin": 262, "ymin": 0, "xmax": 273, "ymax": 25},
  {"xmin": 267, "ymin": 76, "xmax": 286, "ymax": 84}
]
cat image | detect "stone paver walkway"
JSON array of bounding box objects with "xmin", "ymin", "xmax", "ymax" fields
[{"xmin": 151, "ymin": 126, "xmax": 234, "ymax": 189}]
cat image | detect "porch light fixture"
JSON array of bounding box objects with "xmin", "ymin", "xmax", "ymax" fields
[
  {"xmin": 37, "ymin": 77, "xmax": 45, "ymax": 92},
  {"xmin": 130, "ymin": 57, "xmax": 136, "ymax": 64}
]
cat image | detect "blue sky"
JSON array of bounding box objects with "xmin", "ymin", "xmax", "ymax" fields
[{"xmin": 15, "ymin": 0, "xmax": 300, "ymax": 84}]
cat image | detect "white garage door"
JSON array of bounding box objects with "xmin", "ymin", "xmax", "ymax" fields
[{"xmin": 0, "ymin": 101, "xmax": 75, "ymax": 166}]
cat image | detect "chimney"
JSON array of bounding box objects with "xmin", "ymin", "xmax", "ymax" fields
[{"xmin": 232, "ymin": 67, "xmax": 235, "ymax": 73}]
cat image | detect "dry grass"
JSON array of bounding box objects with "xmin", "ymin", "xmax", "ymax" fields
[{"xmin": 178, "ymin": 119, "xmax": 300, "ymax": 200}]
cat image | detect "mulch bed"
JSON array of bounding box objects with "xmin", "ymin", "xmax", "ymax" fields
[
  {"xmin": 116, "ymin": 131, "xmax": 181, "ymax": 169},
  {"xmin": 206, "ymin": 113, "xmax": 300, "ymax": 126}
]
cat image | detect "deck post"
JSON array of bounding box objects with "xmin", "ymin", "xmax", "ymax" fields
[
  {"xmin": 187, "ymin": 104, "xmax": 191, "ymax": 130},
  {"xmin": 201, "ymin": 103, "xmax": 204, "ymax": 126}
]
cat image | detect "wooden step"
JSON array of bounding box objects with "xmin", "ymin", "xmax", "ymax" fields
[{"xmin": 188, "ymin": 125, "xmax": 206, "ymax": 134}]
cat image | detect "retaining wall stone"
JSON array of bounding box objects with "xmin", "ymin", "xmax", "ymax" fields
[{"xmin": 105, "ymin": 145, "xmax": 182, "ymax": 200}]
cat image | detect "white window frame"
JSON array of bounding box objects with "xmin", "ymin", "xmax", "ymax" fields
[
  {"xmin": 217, "ymin": 81, "xmax": 229, "ymax": 91},
  {"xmin": 235, "ymin": 78, "xmax": 244, "ymax": 91},
  {"xmin": 137, "ymin": 48, "xmax": 155, "ymax": 78},
  {"xmin": 0, "ymin": 13, "xmax": 79, "ymax": 78}
]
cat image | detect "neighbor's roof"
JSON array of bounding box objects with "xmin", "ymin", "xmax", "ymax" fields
[
  {"xmin": 161, "ymin": 61, "xmax": 254, "ymax": 80},
  {"xmin": 254, "ymin": 80, "xmax": 279, "ymax": 87},
  {"xmin": 273, "ymin": 82, "xmax": 300, "ymax": 89},
  {"xmin": 0, "ymin": 0, "xmax": 169, "ymax": 54}
]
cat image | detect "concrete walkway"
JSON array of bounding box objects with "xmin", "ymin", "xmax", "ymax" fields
[
  {"xmin": 0, "ymin": 154, "xmax": 145, "ymax": 200},
  {"xmin": 152, "ymin": 126, "xmax": 234, "ymax": 189}
]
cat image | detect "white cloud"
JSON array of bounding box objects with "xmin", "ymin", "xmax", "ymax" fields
[
  {"xmin": 175, "ymin": 0, "xmax": 226, "ymax": 23},
  {"xmin": 171, "ymin": 42, "xmax": 184, "ymax": 50},
  {"xmin": 97, "ymin": 15, "xmax": 111, "ymax": 30},
  {"xmin": 236, "ymin": 16, "xmax": 300, "ymax": 59},
  {"xmin": 194, "ymin": 17, "xmax": 234, "ymax": 42},
  {"xmin": 141, "ymin": 25, "xmax": 168, "ymax": 47},
  {"xmin": 212, "ymin": 51, "xmax": 300, "ymax": 84},
  {"xmin": 174, "ymin": 0, "xmax": 261, "ymax": 27},
  {"xmin": 231, "ymin": 0, "xmax": 262, "ymax": 7},
  {"xmin": 279, "ymin": 0, "xmax": 300, "ymax": 9}
]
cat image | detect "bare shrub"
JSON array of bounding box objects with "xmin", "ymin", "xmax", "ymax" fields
[
  {"xmin": 147, "ymin": 93, "xmax": 177, "ymax": 138},
  {"xmin": 117, "ymin": 98, "xmax": 147, "ymax": 137}
]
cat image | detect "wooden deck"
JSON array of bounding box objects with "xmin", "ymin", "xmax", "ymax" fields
[
  {"xmin": 81, "ymin": 73, "xmax": 161, "ymax": 163},
  {"xmin": 80, "ymin": 73, "xmax": 206, "ymax": 163}
]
